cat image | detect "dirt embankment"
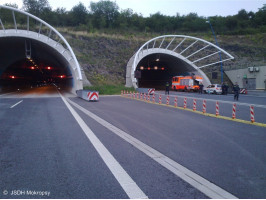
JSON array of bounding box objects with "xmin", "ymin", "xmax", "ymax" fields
[{"xmin": 62, "ymin": 31, "xmax": 266, "ymax": 85}]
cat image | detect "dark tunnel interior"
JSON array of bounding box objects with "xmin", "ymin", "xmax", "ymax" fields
[
  {"xmin": 136, "ymin": 53, "xmax": 197, "ymax": 90},
  {"xmin": 0, "ymin": 37, "xmax": 73, "ymax": 93}
]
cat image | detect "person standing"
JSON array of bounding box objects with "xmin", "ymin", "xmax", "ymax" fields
[
  {"xmin": 165, "ymin": 82, "xmax": 170, "ymax": 95},
  {"xmin": 199, "ymin": 82, "xmax": 203, "ymax": 94},
  {"xmin": 222, "ymin": 83, "xmax": 225, "ymax": 95},
  {"xmin": 233, "ymin": 82, "xmax": 240, "ymax": 101},
  {"xmin": 224, "ymin": 82, "xmax": 229, "ymax": 95}
]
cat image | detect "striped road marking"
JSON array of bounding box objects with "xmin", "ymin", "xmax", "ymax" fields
[
  {"xmin": 59, "ymin": 94, "xmax": 147, "ymax": 199},
  {"xmin": 67, "ymin": 98, "xmax": 238, "ymax": 199}
]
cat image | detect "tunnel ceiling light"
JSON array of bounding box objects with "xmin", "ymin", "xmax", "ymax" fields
[
  {"xmin": 156, "ymin": 58, "xmax": 160, "ymax": 62},
  {"xmin": 154, "ymin": 66, "xmax": 158, "ymax": 70},
  {"xmin": 148, "ymin": 67, "xmax": 151, "ymax": 70},
  {"xmin": 47, "ymin": 66, "xmax": 51, "ymax": 70},
  {"xmin": 140, "ymin": 66, "xmax": 144, "ymax": 70},
  {"xmin": 31, "ymin": 66, "xmax": 35, "ymax": 70},
  {"xmin": 10, "ymin": 75, "xmax": 15, "ymax": 79}
]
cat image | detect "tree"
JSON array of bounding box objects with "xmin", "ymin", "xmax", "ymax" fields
[
  {"xmin": 254, "ymin": 4, "xmax": 266, "ymax": 26},
  {"xmin": 237, "ymin": 9, "xmax": 249, "ymax": 21},
  {"xmin": 225, "ymin": 16, "xmax": 238, "ymax": 31},
  {"xmin": 89, "ymin": 0, "xmax": 119, "ymax": 28},
  {"xmin": 23, "ymin": 0, "xmax": 51, "ymax": 17},
  {"xmin": 70, "ymin": 2, "xmax": 88, "ymax": 25}
]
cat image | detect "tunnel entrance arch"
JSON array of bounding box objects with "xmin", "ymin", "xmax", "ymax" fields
[
  {"xmin": 126, "ymin": 35, "xmax": 234, "ymax": 89},
  {"xmin": 0, "ymin": 5, "xmax": 88, "ymax": 93}
]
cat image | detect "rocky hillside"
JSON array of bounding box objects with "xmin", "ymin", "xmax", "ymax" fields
[{"xmin": 60, "ymin": 29, "xmax": 266, "ymax": 86}]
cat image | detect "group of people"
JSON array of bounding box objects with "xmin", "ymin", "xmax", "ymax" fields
[{"xmin": 165, "ymin": 81, "xmax": 241, "ymax": 101}]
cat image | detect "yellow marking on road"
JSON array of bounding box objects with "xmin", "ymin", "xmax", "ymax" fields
[{"xmin": 121, "ymin": 96, "xmax": 266, "ymax": 128}]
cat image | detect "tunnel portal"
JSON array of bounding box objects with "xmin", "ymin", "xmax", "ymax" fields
[
  {"xmin": 0, "ymin": 37, "xmax": 72, "ymax": 92},
  {"xmin": 136, "ymin": 53, "xmax": 196, "ymax": 90},
  {"xmin": 126, "ymin": 35, "xmax": 234, "ymax": 90},
  {"xmin": 0, "ymin": 5, "xmax": 84, "ymax": 94}
]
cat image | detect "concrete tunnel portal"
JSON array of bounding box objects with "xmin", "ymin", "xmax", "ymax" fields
[
  {"xmin": 126, "ymin": 35, "xmax": 235, "ymax": 90},
  {"xmin": 0, "ymin": 5, "xmax": 84, "ymax": 94},
  {"xmin": 0, "ymin": 37, "xmax": 73, "ymax": 92}
]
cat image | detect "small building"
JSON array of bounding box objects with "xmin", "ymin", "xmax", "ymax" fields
[{"xmin": 225, "ymin": 66, "xmax": 266, "ymax": 90}]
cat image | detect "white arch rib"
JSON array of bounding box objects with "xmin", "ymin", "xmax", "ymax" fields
[
  {"xmin": 131, "ymin": 35, "xmax": 234, "ymax": 88},
  {"xmin": 0, "ymin": 5, "xmax": 82, "ymax": 81}
]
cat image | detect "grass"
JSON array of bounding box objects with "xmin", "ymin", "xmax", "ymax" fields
[{"xmin": 83, "ymin": 84, "xmax": 136, "ymax": 95}]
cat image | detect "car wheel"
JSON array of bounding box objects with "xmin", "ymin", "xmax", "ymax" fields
[{"xmin": 214, "ymin": 90, "xmax": 217, "ymax": 95}]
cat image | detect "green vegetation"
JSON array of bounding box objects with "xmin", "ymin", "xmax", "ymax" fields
[
  {"xmin": 84, "ymin": 84, "xmax": 135, "ymax": 95},
  {"xmin": 2, "ymin": 0, "xmax": 266, "ymax": 35}
]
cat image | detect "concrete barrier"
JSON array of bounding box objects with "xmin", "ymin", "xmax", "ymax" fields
[
  {"xmin": 136, "ymin": 88, "xmax": 155, "ymax": 95},
  {"xmin": 76, "ymin": 90, "xmax": 99, "ymax": 102}
]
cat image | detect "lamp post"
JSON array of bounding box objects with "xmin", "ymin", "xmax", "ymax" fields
[{"xmin": 206, "ymin": 19, "xmax": 223, "ymax": 83}]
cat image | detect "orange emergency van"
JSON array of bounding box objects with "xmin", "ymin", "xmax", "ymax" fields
[{"xmin": 172, "ymin": 75, "xmax": 203, "ymax": 92}]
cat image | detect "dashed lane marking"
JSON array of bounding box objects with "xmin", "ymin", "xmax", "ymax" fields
[
  {"xmin": 67, "ymin": 98, "xmax": 238, "ymax": 199},
  {"xmin": 10, "ymin": 100, "xmax": 23, "ymax": 108},
  {"xmin": 59, "ymin": 94, "xmax": 148, "ymax": 199}
]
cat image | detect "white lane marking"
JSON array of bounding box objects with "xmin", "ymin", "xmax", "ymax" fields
[
  {"xmin": 10, "ymin": 100, "xmax": 23, "ymax": 108},
  {"xmin": 68, "ymin": 98, "xmax": 238, "ymax": 199},
  {"xmin": 155, "ymin": 92, "xmax": 266, "ymax": 108},
  {"xmin": 59, "ymin": 94, "xmax": 148, "ymax": 199}
]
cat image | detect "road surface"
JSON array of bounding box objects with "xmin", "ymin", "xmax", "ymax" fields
[{"xmin": 0, "ymin": 86, "xmax": 265, "ymax": 198}]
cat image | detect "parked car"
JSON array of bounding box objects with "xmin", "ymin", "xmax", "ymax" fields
[{"xmin": 204, "ymin": 84, "xmax": 222, "ymax": 94}]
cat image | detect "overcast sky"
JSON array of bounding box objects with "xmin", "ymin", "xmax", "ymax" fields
[{"xmin": 1, "ymin": 0, "xmax": 265, "ymax": 17}]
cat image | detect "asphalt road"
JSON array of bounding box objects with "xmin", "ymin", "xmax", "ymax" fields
[{"xmin": 0, "ymin": 86, "xmax": 266, "ymax": 198}]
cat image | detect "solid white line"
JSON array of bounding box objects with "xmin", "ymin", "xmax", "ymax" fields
[
  {"xmin": 68, "ymin": 98, "xmax": 238, "ymax": 199},
  {"xmin": 59, "ymin": 94, "xmax": 148, "ymax": 199},
  {"xmin": 10, "ymin": 100, "xmax": 23, "ymax": 108}
]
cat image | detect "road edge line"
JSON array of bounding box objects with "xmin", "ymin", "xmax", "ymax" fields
[
  {"xmin": 67, "ymin": 98, "xmax": 238, "ymax": 199},
  {"xmin": 59, "ymin": 94, "xmax": 148, "ymax": 199}
]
